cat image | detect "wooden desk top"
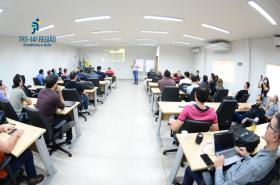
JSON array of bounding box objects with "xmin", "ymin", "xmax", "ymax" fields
[
  {"xmin": 147, "ymin": 79, "xmax": 152, "ymax": 82},
  {"xmin": 84, "ymin": 87, "xmax": 98, "ymax": 93},
  {"xmin": 28, "ymin": 85, "xmax": 44, "ymax": 91},
  {"xmin": 177, "ymin": 123, "xmax": 267, "ymax": 171},
  {"xmin": 0, "ymin": 118, "xmax": 46, "ymax": 157},
  {"xmin": 151, "ymin": 87, "xmax": 186, "ymax": 96},
  {"xmin": 148, "ymin": 82, "xmax": 159, "ymax": 88},
  {"xmin": 158, "ymin": 102, "xmax": 251, "ymax": 114},
  {"xmin": 26, "ymin": 98, "xmax": 79, "ymax": 115},
  {"xmin": 105, "ymin": 77, "xmax": 113, "ymax": 80}
]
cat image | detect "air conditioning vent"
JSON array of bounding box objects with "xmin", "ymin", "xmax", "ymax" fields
[
  {"xmin": 205, "ymin": 42, "xmax": 230, "ymax": 52},
  {"xmin": 274, "ymin": 35, "xmax": 280, "ymax": 47}
]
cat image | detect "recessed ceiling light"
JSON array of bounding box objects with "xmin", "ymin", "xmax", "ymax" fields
[
  {"xmin": 143, "ymin": 16, "xmax": 183, "ymax": 22},
  {"xmin": 136, "ymin": 38, "xmax": 156, "ymax": 41},
  {"xmin": 91, "ymin": 30, "xmax": 119, "ymax": 34},
  {"xmin": 248, "ymin": 1, "xmax": 277, "ymax": 25},
  {"xmin": 84, "ymin": 44, "xmax": 99, "ymax": 47},
  {"xmin": 201, "ymin": 24, "xmax": 230, "ymax": 34},
  {"xmin": 0, "ymin": 9, "xmax": 3, "ymax": 14},
  {"xmin": 172, "ymin": 41, "xmax": 190, "ymax": 45},
  {"xmin": 74, "ymin": 16, "xmax": 111, "ymax": 23},
  {"xmin": 141, "ymin": 31, "xmax": 168, "ymax": 34},
  {"xmin": 182, "ymin": 34, "xmax": 206, "ymax": 41},
  {"xmin": 38, "ymin": 25, "xmax": 55, "ymax": 32},
  {"xmin": 101, "ymin": 38, "xmax": 123, "ymax": 41},
  {"xmin": 72, "ymin": 40, "xmax": 89, "ymax": 43},
  {"xmin": 56, "ymin": 34, "xmax": 76, "ymax": 39}
]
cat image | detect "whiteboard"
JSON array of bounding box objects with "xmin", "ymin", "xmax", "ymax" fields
[
  {"xmin": 135, "ymin": 59, "xmax": 144, "ymax": 72},
  {"xmin": 145, "ymin": 60, "xmax": 155, "ymax": 72}
]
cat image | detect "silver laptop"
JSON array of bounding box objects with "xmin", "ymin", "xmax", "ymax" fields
[{"xmin": 214, "ymin": 132, "xmax": 243, "ymax": 166}]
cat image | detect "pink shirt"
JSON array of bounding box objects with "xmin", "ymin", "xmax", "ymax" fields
[{"xmin": 178, "ymin": 104, "xmax": 218, "ymax": 124}]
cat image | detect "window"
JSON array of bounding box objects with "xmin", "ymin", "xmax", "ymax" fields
[
  {"xmin": 266, "ymin": 64, "xmax": 280, "ymax": 97},
  {"xmin": 213, "ymin": 60, "xmax": 235, "ymax": 83}
]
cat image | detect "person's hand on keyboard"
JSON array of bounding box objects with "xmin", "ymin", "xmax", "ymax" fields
[
  {"xmin": 214, "ymin": 155, "xmax": 224, "ymax": 169},
  {"xmin": 235, "ymin": 147, "xmax": 249, "ymax": 157}
]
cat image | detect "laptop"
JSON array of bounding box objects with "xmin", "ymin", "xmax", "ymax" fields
[
  {"xmin": 214, "ymin": 131, "xmax": 243, "ymax": 166},
  {"xmin": 64, "ymin": 101, "xmax": 75, "ymax": 107}
]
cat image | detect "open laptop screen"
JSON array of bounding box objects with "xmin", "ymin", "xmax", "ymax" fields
[{"xmin": 214, "ymin": 132, "xmax": 234, "ymax": 153}]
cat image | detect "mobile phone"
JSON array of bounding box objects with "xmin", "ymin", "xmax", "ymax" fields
[
  {"xmin": 0, "ymin": 80, "xmax": 2, "ymax": 86},
  {"xmin": 8, "ymin": 128, "xmax": 17, "ymax": 135},
  {"xmin": 200, "ymin": 154, "xmax": 214, "ymax": 169}
]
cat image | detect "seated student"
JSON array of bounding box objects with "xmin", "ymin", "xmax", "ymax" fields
[
  {"xmin": 36, "ymin": 74, "xmax": 73, "ymax": 144},
  {"xmin": 186, "ymin": 74, "xmax": 199, "ymax": 95},
  {"xmin": 87, "ymin": 68, "xmax": 99, "ymax": 79},
  {"xmin": 157, "ymin": 70, "xmax": 176, "ymax": 92},
  {"xmin": 170, "ymin": 87, "xmax": 219, "ymax": 132},
  {"xmin": 77, "ymin": 68, "xmax": 87, "ymax": 81},
  {"xmin": 235, "ymin": 82, "xmax": 250, "ymax": 102},
  {"xmin": 105, "ymin": 67, "xmax": 115, "ymax": 77},
  {"xmin": 182, "ymin": 112, "xmax": 280, "ymax": 185},
  {"xmin": 62, "ymin": 68, "xmax": 68, "ymax": 77},
  {"xmin": 152, "ymin": 71, "xmax": 162, "ymax": 82},
  {"xmin": 199, "ymin": 75, "xmax": 209, "ymax": 89},
  {"xmin": 265, "ymin": 95, "xmax": 279, "ymax": 121},
  {"xmin": 58, "ymin": 67, "xmax": 63, "ymax": 77},
  {"xmin": 10, "ymin": 74, "xmax": 32, "ymax": 115},
  {"xmin": 51, "ymin": 68, "xmax": 59, "ymax": 77},
  {"xmin": 233, "ymin": 95, "xmax": 266, "ymax": 125},
  {"xmin": 21, "ymin": 75, "xmax": 35, "ymax": 98},
  {"xmin": 46, "ymin": 70, "xmax": 52, "ymax": 77},
  {"xmin": 179, "ymin": 71, "xmax": 192, "ymax": 85},
  {"xmin": 0, "ymin": 80, "xmax": 7, "ymax": 100},
  {"xmin": 0, "ymin": 124, "xmax": 44, "ymax": 184},
  {"xmin": 96, "ymin": 66, "xmax": 107, "ymax": 80},
  {"xmin": 65, "ymin": 71, "xmax": 89, "ymax": 110},
  {"xmin": 36, "ymin": 69, "xmax": 45, "ymax": 85},
  {"xmin": 172, "ymin": 73, "xmax": 181, "ymax": 84}
]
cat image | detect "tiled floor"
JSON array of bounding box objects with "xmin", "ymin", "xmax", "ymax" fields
[{"xmin": 32, "ymin": 79, "xmax": 279, "ymax": 185}]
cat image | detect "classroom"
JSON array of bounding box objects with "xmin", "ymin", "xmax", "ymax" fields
[{"xmin": 0, "ymin": 0, "xmax": 280, "ymax": 185}]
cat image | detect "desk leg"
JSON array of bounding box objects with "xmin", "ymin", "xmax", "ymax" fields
[
  {"xmin": 152, "ymin": 93, "xmax": 155, "ymax": 112},
  {"xmin": 202, "ymin": 172, "xmax": 213, "ymax": 185},
  {"xmin": 35, "ymin": 136, "xmax": 56, "ymax": 184},
  {"xmin": 73, "ymin": 106, "xmax": 81, "ymax": 138},
  {"xmin": 156, "ymin": 110, "xmax": 163, "ymax": 147},
  {"xmin": 94, "ymin": 90, "xmax": 97, "ymax": 110},
  {"xmin": 168, "ymin": 145, "xmax": 184, "ymax": 185}
]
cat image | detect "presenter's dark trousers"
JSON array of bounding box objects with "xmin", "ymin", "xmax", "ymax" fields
[{"xmin": 133, "ymin": 70, "xmax": 138, "ymax": 84}]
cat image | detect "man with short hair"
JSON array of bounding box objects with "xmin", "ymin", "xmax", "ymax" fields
[
  {"xmin": 170, "ymin": 87, "xmax": 219, "ymax": 132},
  {"xmin": 179, "ymin": 71, "xmax": 192, "ymax": 85},
  {"xmin": 182, "ymin": 112, "xmax": 280, "ymax": 185},
  {"xmin": 265, "ymin": 95, "xmax": 279, "ymax": 120},
  {"xmin": 105, "ymin": 67, "xmax": 115, "ymax": 77},
  {"xmin": 65, "ymin": 71, "xmax": 89, "ymax": 110},
  {"xmin": 157, "ymin": 70, "xmax": 176, "ymax": 92},
  {"xmin": 36, "ymin": 74, "xmax": 73, "ymax": 144},
  {"xmin": 36, "ymin": 69, "xmax": 45, "ymax": 85},
  {"xmin": 96, "ymin": 66, "xmax": 107, "ymax": 79},
  {"xmin": 235, "ymin": 82, "xmax": 250, "ymax": 102},
  {"xmin": 87, "ymin": 68, "xmax": 99, "ymax": 79},
  {"xmin": 186, "ymin": 74, "xmax": 199, "ymax": 95}
]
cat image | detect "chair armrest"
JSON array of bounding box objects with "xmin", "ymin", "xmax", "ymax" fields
[
  {"xmin": 0, "ymin": 155, "xmax": 12, "ymax": 170},
  {"xmin": 54, "ymin": 120, "xmax": 67, "ymax": 130}
]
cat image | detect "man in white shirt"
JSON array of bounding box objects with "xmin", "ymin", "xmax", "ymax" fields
[
  {"xmin": 186, "ymin": 74, "xmax": 199, "ymax": 95},
  {"xmin": 179, "ymin": 71, "xmax": 192, "ymax": 85},
  {"xmin": 131, "ymin": 60, "xmax": 139, "ymax": 85}
]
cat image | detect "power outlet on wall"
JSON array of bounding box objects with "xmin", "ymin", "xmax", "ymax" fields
[{"xmin": 237, "ymin": 62, "xmax": 242, "ymax": 66}]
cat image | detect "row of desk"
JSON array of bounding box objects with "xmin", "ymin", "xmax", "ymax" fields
[{"xmin": 0, "ymin": 77, "xmax": 116, "ymax": 185}]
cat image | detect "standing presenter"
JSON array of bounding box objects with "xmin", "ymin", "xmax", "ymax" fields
[{"xmin": 131, "ymin": 60, "xmax": 139, "ymax": 85}]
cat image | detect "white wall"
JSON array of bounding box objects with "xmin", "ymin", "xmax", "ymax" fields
[
  {"xmin": 193, "ymin": 37, "xmax": 280, "ymax": 102},
  {"xmin": 79, "ymin": 46, "xmax": 156, "ymax": 79},
  {"xmin": 0, "ymin": 36, "xmax": 79, "ymax": 90},
  {"xmin": 158, "ymin": 45, "xmax": 194, "ymax": 74}
]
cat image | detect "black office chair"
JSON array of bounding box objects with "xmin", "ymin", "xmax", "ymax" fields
[
  {"xmin": 63, "ymin": 79, "xmax": 70, "ymax": 86},
  {"xmin": 161, "ymin": 86, "xmax": 180, "ymax": 102},
  {"xmin": 216, "ymin": 99, "xmax": 238, "ymax": 130},
  {"xmin": 213, "ymin": 89, "xmax": 229, "ymax": 102},
  {"xmin": 186, "ymin": 87, "xmax": 196, "ymax": 102},
  {"xmin": 32, "ymin": 77, "xmax": 41, "ymax": 86},
  {"xmin": 239, "ymin": 94, "xmax": 250, "ymax": 103},
  {"xmin": 246, "ymin": 165, "xmax": 278, "ymax": 185},
  {"xmin": 147, "ymin": 72, "xmax": 157, "ymax": 79},
  {"xmin": 87, "ymin": 78, "xmax": 104, "ymax": 104},
  {"xmin": 0, "ymin": 100, "xmax": 19, "ymax": 121},
  {"xmin": 23, "ymin": 107, "xmax": 72, "ymax": 157},
  {"xmin": 152, "ymin": 76, "xmax": 162, "ymax": 83},
  {"xmin": 62, "ymin": 88, "xmax": 90, "ymax": 121},
  {"xmin": 163, "ymin": 119, "xmax": 211, "ymax": 155}
]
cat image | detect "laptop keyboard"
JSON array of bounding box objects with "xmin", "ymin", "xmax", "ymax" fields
[{"xmin": 221, "ymin": 150, "xmax": 236, "ymax": 158}]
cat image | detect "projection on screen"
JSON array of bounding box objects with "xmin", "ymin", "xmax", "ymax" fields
[{"xmin": 103, "ymin": 48, "xmax": 125, "ymax": 62}]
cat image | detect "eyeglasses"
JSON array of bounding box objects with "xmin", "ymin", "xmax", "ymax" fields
[{"xmin": 267, "ymin": 123, "xmax": 280, "ymax": 139}]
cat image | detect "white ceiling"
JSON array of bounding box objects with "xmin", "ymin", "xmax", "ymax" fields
[{"xmin": 0, "ymin": 0, "xmax": 279, "ymax": 47}]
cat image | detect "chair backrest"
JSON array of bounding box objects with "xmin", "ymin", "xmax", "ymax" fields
[
  {"xmin": 62, "ymin": 88, "xmax": 81, "ymax": 102},
  {"xmin": 63, "ymin": 79, "xmax": 70, "ymax": 86},
  {"xmin": 247, "ymin": 165, "xmax": 277, "ymax": 185},
  {"xmin": 148, "ymin": 72, "xmax": 157, "ymax": 79},
  {"xmin": 106, "ymin": 74, "xmax": 113, "ymax": 77},
  {"xmin": 213, "ymin": 89, "xmax": 229, "ymax": 102},
  {"xmin": 188, "ymin": 87, "xmax": 197, "ymax": 102},
  {"xmin": 0, "ymin": 99, "xmax": 19, "ymax": 121},
  {"xmin": 180, "ymin": 119, "xmax": 212, "ymax": 133},
  {"xmin": 239, "ymin": 94, "xmax": 250, "ymax": 103},
  {"xmin": 216, "ymin": 99, "xmax": 238, "ymax": 130},
  {"xmin": 23, "ymin": 107, "xmax": 53, "ymax": 143},
  {"xmin": 33, "ymin": 77, "xmax": 41, "ymax": 86},
  {"xmin": 87, "ymin": 78, "xmax": 99, "ymax": 87},
  {"xmin": 161, "ymin": 86, "xmax": 180, "ymax": 102},
  {"xmin": 152, "ymin": 76, "xmax": 161, "ymax": 83}
]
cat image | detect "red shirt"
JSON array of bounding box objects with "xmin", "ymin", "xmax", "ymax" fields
[
  {"xmin": 0, "ymin": 152, "xmax": 7, "ymax": 178},
  {"xmin": 178, "ymin": 104, "xmax": 218, "ymax": 124},
  {"xmin": 105, "ymin": 69, "xmax": 115, "ymax": 76}
]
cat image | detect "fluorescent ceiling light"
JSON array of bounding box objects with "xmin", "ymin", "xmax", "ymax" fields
[
  {"xmin": 143, "ymin": 16, "xmax": 183, "ymax": 22},
  {"xmin": 74, "ymin": 16, "xmax": 111, "ymax": 23},
  {"xmin": 84, "ymin": 44, "xmax": 99, "ymax": 47},
  {"xmin": 91, "ymin": 30, "xmax": 119, "ymax": 34},
  {"xmin": 141, "ymin": 30, "xmax": 168, "ymax": 34},
  {"xmin": 56, "ymin": 34, "xmax": 76, "ymax": 39},
  {"xmin": 72, "ymin": 40, "xmax": 89, "ymax": 43},
  {"xmin": 248, "ymin": 1, "xmax": 277, "ymax": 25},
  {"xmin": 138, "ymin": 43, "xmax": 155, "ymax": 46},
  {"xmin": 182, "ymin": 34, "xmax": 205, "ymax": 41},
  {"xmin": 0, "ymin": 9, "xmax": 3, "ymax": 13},
  {"xmin": 172, "ymin": 41, "xmax": 190, "ymax": 45},
  {"xmin": 136, "ymin": 38, "xmax": 156, "ymax": 41},
  {"xmin": 38, "ymin": 25, "xmax": 55, "ymax": 32},
  {"xmin": 201, "ymin": 24, "xmax": 230, "ymax": 34},
  {"xmin": 101, "ymin": 38, "xmax": 123, "ymax": 40}
]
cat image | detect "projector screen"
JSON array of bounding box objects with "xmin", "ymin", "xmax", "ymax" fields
[{"xmin": 103, "ymin": 48, "xmax": 125, "ymax": 62}]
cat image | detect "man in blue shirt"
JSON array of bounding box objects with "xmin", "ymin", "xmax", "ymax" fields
[
  {"xmin": 265, "ymin": 95, "xmax": 279, "ymax": 120},
  {"xmin": 96, "ymin": 66, "xmax": 106, "ymax": 80},
  {"xmin": 36, "ymin": 69, "xmax": 45, "ymax": 85}
]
